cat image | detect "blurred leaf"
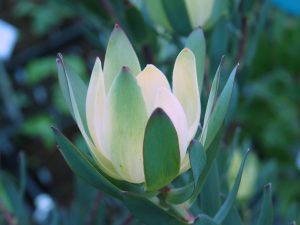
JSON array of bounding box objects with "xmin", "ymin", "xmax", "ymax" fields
[
  {"xmin": 213, "ymin": 150, "xmax": 250, "ymax": 224},
  {"xmin": 27, "ymin": 55, "xmax": 86, "ymax": 85},
  {"xmin": 144, "ymin": 108, "xmax": 180, "ymax": 191},
  {"xmin": 21, "ymin": 114, "xmax": 55, "ymax": 147},
  {"xmin": 161, "ymin": 0, "xmax": 191, "ymax": 35},
  {"xmin": 256, "ymin": 183, "xmax": 273, "ymax": 225},
  {"xmin": 52, "ymin": 127, "xmax": 123, "ymax": 200}
]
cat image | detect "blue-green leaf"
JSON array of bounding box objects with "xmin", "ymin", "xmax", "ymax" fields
[
  {"xmin": 123, "ymin": 193, "xmax": 188, "ymax": 225},
  {"xmin": 189, "ymin": 140, "xmax": 206, "ymax": 186},
  {"xmin": 144, "ymin": 108, "xmax": 180, "ymax": 191},
  {"xmin": 256, "ymin": 183, "xmax": 273, "ymax": 225},
  {"xmin": 213, "ymin": 150, "xmax": 250, "ymax": 224},
  {"xmin": 161, "ymin": 0, "xmax": 192, "ymax": 35},
  {"xmin": 165, "ymin": 182, "xmax": 194, "ymax": 205},
  {"xmin": 200, "ymin": 161, "xmax": 220, "ymax": 216},
  {"xmin": 52, "ymin": 127, "xmax": 122, "ymax": 200},
  {"xmin": 203, "ymin": 65, "xmax": 238, "ymax": 149},
  {"xmin": 56, "ymin": 54, "xmax": 93, "ymax": 150},
  {"xmin": 200, "ymin": 59, "xmax": 223, "ymax": 147}
]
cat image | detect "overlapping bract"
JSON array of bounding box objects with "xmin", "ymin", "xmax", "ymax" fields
[{"xmin": 85, "ymin": 25, "xmax": 200, "ymax": 184}]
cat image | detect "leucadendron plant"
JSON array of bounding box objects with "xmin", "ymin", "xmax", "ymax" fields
[{"xmin": 53, "ymin": 25, "xmax": 273, "ymax": 225}]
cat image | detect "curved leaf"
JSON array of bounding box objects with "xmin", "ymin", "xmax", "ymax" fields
[
  {"xmin": 161, "ymin": 0, "xmax": 192, "ymax": 35},
  {"xmin": 256, "ymin": 183, "xmax": 273, "ymax": 225},
  {"xmin": 203, "ymin": 65, "xmax": 238, "ymax": 149},
  {"xmin": 52, "ymin": 127, "xmax": 123, "ymax": 200},
  {"xmin": 213, "ymin": 150, "xmax": 250, "ymax": 224},
  {"xmin": 144, "ymin": 108, "xmax": 180, "ymax": 191}
]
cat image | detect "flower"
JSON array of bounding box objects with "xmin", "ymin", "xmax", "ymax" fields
[
  {"xmin": 139, "ymin": 0, "xmax": 222, "ymax": 34},
  {"xmin": 85, "ymin": 25, "xmax": 200, "ymax": 184}
]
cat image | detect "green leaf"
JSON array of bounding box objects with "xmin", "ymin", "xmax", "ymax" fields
[
  {"xmin": 213, "ymin": 150, "xmax": 250, "ymax": 224},
  {"xmin": 52, "ymin": 127, "xmax": 123, "ymax": 200},
  {"xmin": 256, "ymin": 183, "xmax": 273, "ymax": 225},
  {"xmin": 56, "ymin": 54, "xmax": 92, "ymax": 146},
  {"xmin": 203, "ymin": 65, "xmax": 238, "ymax": 149},
  {"xmin": 144, "ymin": 108, "xmax": 180, "ymax": 191},
  {"xmin": 123, "ymin": 193, "xmax": 188, "ymax": 225},
  {"xmin": 200, "ymin": 59, "xmax": 223, "ymax": 146},
  {"xmin": 187, "ymin": 128, "xmax": 223, "ymax": 206},
  {"xmin": 185, "ymin": 28, "xmax": 206, "ymax": 98},
  {"xmin": 201, "ymin": 161, "xmax": 220, "ymax": 216},
  {"xmin": 165, "ymin": 182, "xmax": 194, "ymax": 205},
  {"xmin": 189, "ymin": 140, "xmax": 206, "ymax": 186},
  {"xmin": 103, "ymin": 24, "xmax": 141, "ymax": 92},
  {"xmin": 223, "ymin": 205, "xmax": 243, "ymax": 225},
  {"xmin": 161, "ymin": 0, "xmax": 191, "ymax": 35}
]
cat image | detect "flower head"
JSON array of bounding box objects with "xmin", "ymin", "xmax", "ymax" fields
[{"xmin": 85, "ymin": 25, "xmax": 200, "ymax": 186}]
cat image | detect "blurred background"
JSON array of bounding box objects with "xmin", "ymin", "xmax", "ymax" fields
[{"xmin": 0, "ymin": 0, "xmax": 299, "ymax": 224}]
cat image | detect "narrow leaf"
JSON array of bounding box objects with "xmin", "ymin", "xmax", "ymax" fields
[
  {"xmin": 52, "ymin": 127, "xmax": 122, "ymax": 200},
  {"xmin": 200, "ymin": 161, "xmax": 221, "ymax": 216},
  {"xmin": 213, "ymin": 150, "xmax": 250, "ymax": 224},
  {"xmin": 185, "ymin": 28, "xmax": 206, "ymax": 98},
  {"xmin": 144, "ymin": 108, "xmax": 180, "ymax": 191},
  {"xmin": 200, "ymin": 58, "xmax": 223, "ymax": 146},
  {"xmin": 161, "ymin": 0, "xmax": 192, "ymax": 35},
  {"xmin": 123, "ymin": 193, "xmax": 188, "ymax": 225},
  {"xmin": 187, "ymin": 128, "xmax": 223, "ymax": 206},
  {"xmin": 189, "ymin": 140, "xmax": 206, "ymax": 186},
  {"xmin": 203, "ymin": 65, "xmax": 238, "ymax": 149},
  {"xmin": 257, "ymin": 183, "xmax": 273, "ymax": 225},
  {"xmin": 56, "ymin": 54, "xmax": 92, "ymax": 148}
]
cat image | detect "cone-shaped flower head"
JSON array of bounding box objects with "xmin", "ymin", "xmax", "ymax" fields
[{"xmin": 85, "ymin": 25, "xmax": 200, "ymax": 187}]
